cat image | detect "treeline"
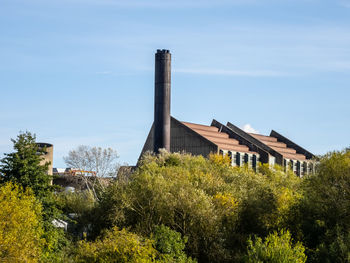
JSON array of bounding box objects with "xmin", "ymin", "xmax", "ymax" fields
[{"xmin": 0, "ymin": 132, "xmax": 350, "ymax": 262}]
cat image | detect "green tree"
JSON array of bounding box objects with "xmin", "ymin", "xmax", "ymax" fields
[
  {"xmin": 245, "ymin": 230, "xmax": 307, "ymax": 263},
  {"xmin": 0, "ymin": 131, "xmax": 67, "ymax": 261},
  {"xmin": 153, "ymin": 225, "xmax": 196, "ymax": 263},
  {"xmin": 96, "ymin": 152, "xmax": 221, "ymax": 262},
  {"xmin": 0, "ymin": 182, "xmax": 44, "ymax": 263},
  {"xmin": 0, "ymin": 131, "xmax": 52, "ymax": 198},
  {"xmin": 294, "ymin": 149, "xmax": 350, "ymax": 262}
]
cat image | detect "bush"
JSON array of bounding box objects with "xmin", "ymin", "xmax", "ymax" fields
[
  {"xmin": 245, "ymin": 230, "xmax": 307, "ymax": 263},
  {"xmin": 0, "ymin": 182, "xmax": 44, "ymax": 263},
  {"xmin": 74, "ymin": 227, "xmax": 157, "ymax": 263}
]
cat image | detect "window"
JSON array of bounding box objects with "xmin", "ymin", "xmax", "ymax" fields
[
  {"xmin": 236, "ymin": 152, "xmax": 241, "ymax": 166},
  {"xmin": 232, "ymin": 152, "xmax": 237, "ymax": 166},
  {"xmin": 244, "ymin": 154, "xmax": 249, "ymax": 165},
  {"xmin": 296, "ymin": 161, "xmax": 301, "ymax": 177},
  {"xmin": 302, "ymin": 162, "xmax": 307, "ymax": 176},
  {"xmin": 284, "ymin": 159, "xmax": 288, "ymax": 172},
  {"xmin": 249, "ymin": 154, "xmax": 253, "ymax": 168},
  {"xmin": 252, "ymin": 155, "xmax": 257, "ymax": 171}
]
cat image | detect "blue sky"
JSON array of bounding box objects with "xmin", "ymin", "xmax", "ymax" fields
[{"xmin": 1, "ymin": 0, "xmax": 349, "ymax": 167}]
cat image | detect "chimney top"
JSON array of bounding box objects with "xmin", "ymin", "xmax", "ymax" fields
[{"xmin": 156, "ymin": 49, "xmax": 170, "ymax": 54}]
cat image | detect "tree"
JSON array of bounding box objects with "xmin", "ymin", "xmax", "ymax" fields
[
  {"xmin": 64, "ymin": 145, "xmax": 119, "ymax": 178},
  {"xmin": 0, "ymin": 131, "xmax": 59, "ymax": 222},
  {"xmin": 0, "ymin": 131, "xmax": 67, "ymax": 261},
  {"xmin": 0, "ymin": 182, "xmax": 44, "ymax": 263},
  {"xmin": 153, "ymin": 225, "xmax": 196, "ymax": 263},
  {"xmin": 293, "ymin": 149, "xmax": 350, "ymax": 262},
  {"xmin": 0, "ymin": 131, "xmax": 52, "ymax": 199},
  {"xmin": 244, "ymin": 230, "xmax": 307, "ymax": 263},
  {"xmin": 93, "ymin": 151, "xmax": 303, "ymax": 263},
  {"xmin": 56, "ymin": 190, "xmax": 96, "ymax": 237},
  {"xmin": 63, "ymin": 145, "xmax": 120, "ymax": 200}
]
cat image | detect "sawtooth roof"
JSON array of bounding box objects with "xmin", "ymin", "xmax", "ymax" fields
[
  {"xmin": 182, "ymin": 121, "xmax": 257, "ymax": 155},
  {"xmin": 248, "ymin": 133, "xmax": 306, "ymax": 160}
]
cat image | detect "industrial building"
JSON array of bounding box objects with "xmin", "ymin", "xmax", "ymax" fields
[{"xmin": 140, "ymin": 49, "xmax": 315, "ymax": 176}]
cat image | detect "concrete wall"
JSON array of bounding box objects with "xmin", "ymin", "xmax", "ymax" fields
[
  {"xmin": 170, "ymin": 117, "xmax": 218, "ymax": 156},
  {"xmin": 36, "ymin": 143, "xmax": 53, "ymax": 175}
]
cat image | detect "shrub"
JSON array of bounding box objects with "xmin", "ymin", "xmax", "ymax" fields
[
  {"xmin": 245, "ymin": 230, "xmax": 307, "ymax": 263},
  {"xmin": 74, "ymin": 227, "xmax": 157, "ymax": 263}
]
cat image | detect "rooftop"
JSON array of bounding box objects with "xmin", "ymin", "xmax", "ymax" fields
[
  {"xmin": 249, "ymin": 133, "xmax": 306, "ymax": 160},
  {"xmin": 182, "ymin": 121, "xmax": 257, "ymax": 154}
]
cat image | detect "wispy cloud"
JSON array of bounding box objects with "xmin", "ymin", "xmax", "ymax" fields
[
  {"xmin": 242, "ymin": 124, "xmax": 259, "ymax": 134},
  {"xmin": 174, "ymin": 68, "xmax": 287, "ymax": 77}
]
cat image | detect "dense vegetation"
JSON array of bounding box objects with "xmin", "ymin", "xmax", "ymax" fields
[{"xmin": 0, "ymin": 132, "xmax": 350, "ymax": 262}]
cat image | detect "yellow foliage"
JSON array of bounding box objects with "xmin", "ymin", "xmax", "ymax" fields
[
  {"xmin": 75, "ymin": 227, "xmax": 157, "ymax": 263},
  {"xmin": 213, "ymin": 193, "xmax": 238, "ymax": 214},
  {"xmin": 0, "ymin": 182, "xmax": 44, "ymax": 263},
  {"xmin": 274, "ymin": 187, "xmax": 302, "ymax": 227},
  {"xmin": 209, "ymin": 153, "xmax": 231, "ymax": 166},
  {"xmin": 277, "ymin": 187, "xmax": 300, "ymax": 212}
]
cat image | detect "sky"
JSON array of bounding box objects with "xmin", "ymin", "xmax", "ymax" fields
[{"xmin": 1, "ymin": 0, "xmax": 349, "ymax": 167}]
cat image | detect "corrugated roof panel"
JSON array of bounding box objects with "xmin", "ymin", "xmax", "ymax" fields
[
  {"xmin": 204, "ymin": 136, "xmax": 239, "ymax": 145},
  {"xmin": 263, "ymin": 141, "xmax": 287, "ymax": 148},
  {"xmin": 182, "ymin": 122, "xmax": 219, "ymax": 132},
  {"xmin": 195, "ymin": 130, "xmax": 230, "ymax": 139},
  {"xmin": 270, "ymin": 146, "xmax": 296, "ymax": 154},
  {"xmin": 282, "ymin": 153, "xmax": 306, "ymax": 161},
  {"xmin": 249, "ymin": 133, "xmax": 278, "ymax": 142}
]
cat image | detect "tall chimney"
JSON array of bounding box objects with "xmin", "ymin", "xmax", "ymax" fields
[{"xmin": 154, "ymin": 49, "xmax": 171, "ymax": 153}]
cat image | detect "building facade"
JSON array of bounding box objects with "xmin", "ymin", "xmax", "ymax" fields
[{"xmin": 140, "ymin": 117, "xmax": 315, "ymax": 176}]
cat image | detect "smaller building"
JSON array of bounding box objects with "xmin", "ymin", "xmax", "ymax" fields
[
  {"xmin": 36, "ymin": 142, "xmax": 53, "ymax": 175},
  {"xmin": 53, "ymin": 168, "xmax": 96, "ymax": 177}
]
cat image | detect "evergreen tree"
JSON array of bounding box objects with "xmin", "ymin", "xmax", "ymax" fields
[{"xmin": 0, "ymin": 131, "xmax": 52, "ymax": 198}]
